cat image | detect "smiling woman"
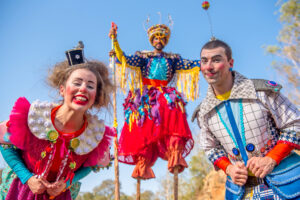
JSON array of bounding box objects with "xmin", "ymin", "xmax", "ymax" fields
[
  {"xmin": 0, "ymin": 42, "xmax": 115, "ymax": 200},
  {"xmin": 48, "ymin": 60, "xmax": 112, "ymax": 109}
]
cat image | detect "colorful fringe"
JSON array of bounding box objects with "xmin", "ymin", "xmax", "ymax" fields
[
  {"xmin": 123, "ymin": 86, "xmax": 186, "ymax": 131},
  {"xmin": 175, "ymin": 67, "xmax": 200, "ymax": 101}
]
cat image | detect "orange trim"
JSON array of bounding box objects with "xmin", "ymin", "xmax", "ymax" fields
[
  {"xmin": 266, "ymin": 143, "xmax": 294, "ymax": 165},
  {"xmin": 142, "ymin": 78, "xmax": 168, "ymax": 87},
  {"xmin": 215, "ymin": 157, "xmax": 231, "ymax": 173},
  {"xmin": 50, "ymin": 105, "xmax": 87, "ymax": 139}
]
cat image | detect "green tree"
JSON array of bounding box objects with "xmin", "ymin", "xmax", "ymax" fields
[
  {"xmin": 76, "ymin": 192, "xmax": 95, "ymax": 200},
  {"xmin": 93, "ymin": 179, "xmax": 115, "ymax": 200},
  {"xmin": 76, "ymin": 179, "xmax": 136, "ymax": 200},
  {"xmin": 129, "ymin": 187, "xmax": 159, "ymax": 200},
  {"xmin": 140, "ymin": 190, "xmax": 156, "ymax": 200},
  {"xmin": 265, "ymin": 0, "xmax": 300, "ymax": 105},
  {"xmin": 178, "ymin": 150, "xmax": 212, "ymax": 200},
  {"xmin": 120, "ymin": 192, "xmax": 134, "ymax": 200}
]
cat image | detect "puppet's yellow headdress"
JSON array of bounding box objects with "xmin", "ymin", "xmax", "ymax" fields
[{"xmin": 147, "ymin": 24, "xmax": 171, "ymax": 46}]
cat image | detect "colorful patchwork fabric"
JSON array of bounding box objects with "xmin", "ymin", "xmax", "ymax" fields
[
  {"xmin": 69, "ymin": 182, "xmax": 81, "ymax": 200},
  {"xmin": 278, "ymin": 130, "xmax": 300, "ymax": 148},
  {"xmin": 124, "ymin": 85, "xmax": 186, "ymax": 129},
  {"xmin": 243, "ymin": 183, "xmax": 283, "ymax": 200},
  {"xmin": 206, "ymin": 148, "xmax": 228, "ymax": 165},
  {"xmin": 0, "ymin": 166, "xmax": 17, "ymax": 200}
]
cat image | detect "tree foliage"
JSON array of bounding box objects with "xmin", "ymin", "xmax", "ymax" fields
[
  {"xmin": 140, "ymin": 190, "xmax": 157, "ymax": 200},
  {"xmin": 76, "ymin": 179, "xmax": 158, "ymax": 200},
  {"xmin": 93, "ymin": 179, "xmax": 115, "ymax": 199},
  {"xmin": 178, "ymin": 150, "xmax": 212, "ymax": 200},
  {"xmin": 265, "ymin": 0, "xmax": 300, "ymax": 105},
  {"xmin": 76, "ymin": 179, "xmax": 122, "ymax": 200}
]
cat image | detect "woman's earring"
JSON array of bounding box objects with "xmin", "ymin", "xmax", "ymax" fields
[{"xmin": 229, "ymin": 68, "xmax": 233, "ymax": 72}]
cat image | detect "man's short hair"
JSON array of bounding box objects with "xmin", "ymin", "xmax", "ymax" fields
[{"xmin": 201, "ymin": 39, "xmax": 232, "ymax": 60}]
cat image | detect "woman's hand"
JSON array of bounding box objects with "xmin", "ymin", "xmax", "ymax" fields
[
  {"xmin": 226, "ymin": 161, "xmax": 248, "ymax": 186},
  {"xmin": 27, "ymin": 176, "xmax": 49, "ymax": 194},
  {"xmin": 46, "ymin": 179, "xmax": 67, "ymax": 198},
  {"xmin": 247, "ymin": 156, "xmax": 276, "ymax": 178}
]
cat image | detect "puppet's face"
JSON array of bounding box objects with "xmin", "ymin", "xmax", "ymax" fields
[{"xmin": 152, "ymin": 36, "xmax": 166, "ymax": 51}]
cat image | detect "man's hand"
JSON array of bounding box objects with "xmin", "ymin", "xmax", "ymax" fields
[
  {"xmin": 226, "ymin": 161, "xmax": 248, "ymax": 186},
  {"xmin": 46, "ymin": 179, "xmax": 67, "ymax": 198},
  {"xmin": 27, "ymin": 176, "xmax": 49, "ymax": 194},
  {"xmin": 247, "ymin": 156, "xmax": 276, "ymax": 178}
]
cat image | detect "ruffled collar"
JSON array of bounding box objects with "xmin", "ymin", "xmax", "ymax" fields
[
  {"xmin": 27, "ymin": 100, "xmax": 106, "ymax": 155},
  {"xmin": 199, "ymin": 71, "xmax": 257, "ymax": 116}
]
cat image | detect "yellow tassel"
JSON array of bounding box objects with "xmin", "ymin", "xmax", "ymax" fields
[
  {"xmin": 177, "ymin": 74, "xmax": 182, "ymax": 93},
  {"xmin": 121, "ymin": 56, "xmax": 127, "ymax": 89},
  {"xmin": 175, "ymin": 67, "xmax": 200, "ymax": 101},
  {"xmin": 113, "ymin": 120, "xmax": 118, "ymax": 129},
  {"xmin": 129, "ymin": 114, "xmax": 133, "ymax": 132},
  {"xmin": 140, "ymin": 71, "xmax": 143, "ymax": 95},
  {"xmin": 158, "ymin": 86, "xmax": 163, "ymax": 93},
  {"xmin": 113, "ymin": 40, "xmax": 144, "ymax": 93},
  {"xmin": 184, "ymin": 73, "xmax": 188, "ymax": 100},
  {"xmin": 191, "ymin": 74, "xmax": 195, "ymax": 101}
]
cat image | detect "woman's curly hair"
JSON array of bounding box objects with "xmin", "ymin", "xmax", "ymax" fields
[{"xmin": 48, "ymin": 60, "xmax": 113, "ymax": 109}]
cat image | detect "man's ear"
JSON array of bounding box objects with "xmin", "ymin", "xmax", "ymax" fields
[{"xmin": 229, "ymin": 58, "xmax": 234, "ymax": 67}]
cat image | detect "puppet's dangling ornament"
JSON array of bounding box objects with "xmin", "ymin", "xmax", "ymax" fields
[
  {"xmin": 202, "ymin": 1, "xmax": 210, "ymax": 10},
  {"xmin": 202, "ymin": 1, "xmax": 215, "ymax": 41}
]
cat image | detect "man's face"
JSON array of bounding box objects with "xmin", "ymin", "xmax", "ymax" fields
[
  {"xmin": 152, "ymin": 36, "xmax": 166, "ymax": 51},
  {"xmin": 200, "ymin": 47, "xmax": 234, "ymax": 87}
]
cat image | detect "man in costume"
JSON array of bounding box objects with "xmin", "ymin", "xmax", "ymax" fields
[
  {"xmin": 192, "ymin": 39, "xmax": 300, "ymax": 199},
  {"xmin": 109, "ymin": 23, "xmax": 200, "ymax": 180}
]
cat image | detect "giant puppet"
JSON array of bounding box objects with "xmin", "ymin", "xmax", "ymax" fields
[{"xmin": 109, "ymin": 22, "xmax": 200, "ymax": 182}]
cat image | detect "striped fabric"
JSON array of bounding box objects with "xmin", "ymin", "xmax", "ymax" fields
[{"xmin": 244, "ymin": 183, "xmax": 282, "ymax": 200}]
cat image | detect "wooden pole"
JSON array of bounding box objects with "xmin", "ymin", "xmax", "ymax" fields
[
  {"xmin": 110, "ymin": 24, "xmax": 120, "ymax": 200},
  {"xmin": 173, "ymin": 166, "xmax": 179, "ymax": 200},
  {"xmin": 136, "ymin": 178, "xmax": 141, "ymax": 200},
  {"xmin": 113, "ymin": 136, "xmax": 120, "ymax": 200}
]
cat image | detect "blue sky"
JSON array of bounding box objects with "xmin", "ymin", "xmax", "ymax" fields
[{"xmin": 0, "ymin": 0, "xmax": 284, "ymax": 196}]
